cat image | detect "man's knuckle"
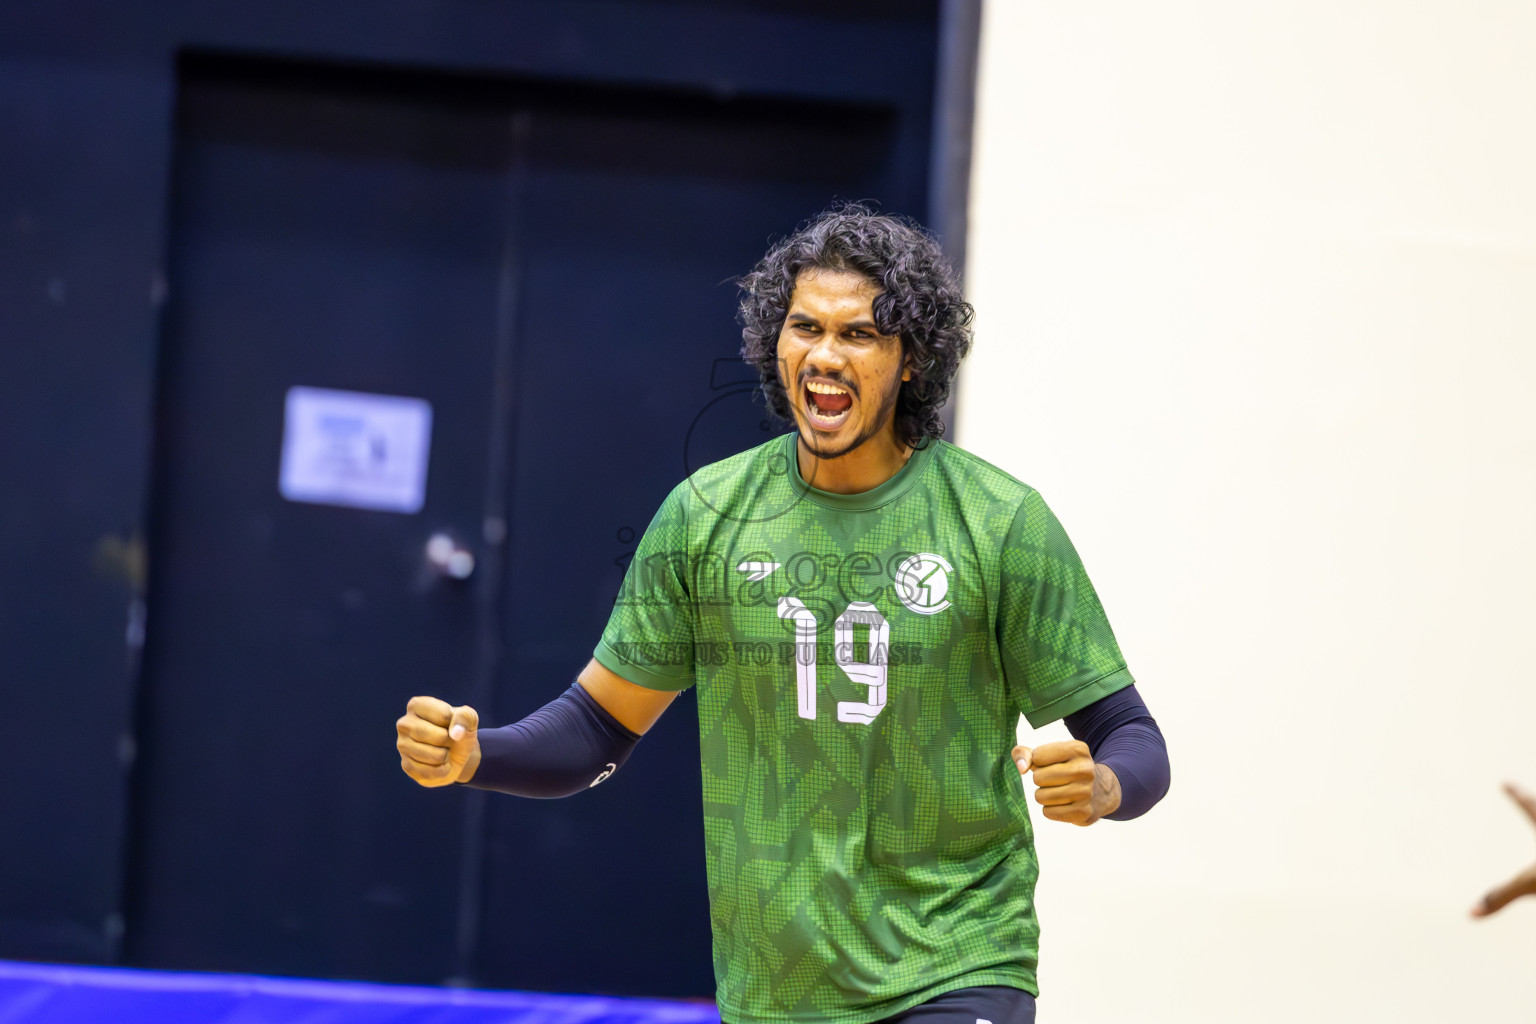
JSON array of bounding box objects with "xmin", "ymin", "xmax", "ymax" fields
[{"xmin": 409, "ymin": 697, "xmax": 449, "ymax": 725}]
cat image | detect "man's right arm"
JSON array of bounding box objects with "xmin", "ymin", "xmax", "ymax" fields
[
  {"xmin": 573, "ymin": 657, "xmax": 679, "ymax": 734},
  {"xmin": 395, "ymin": 657, "xmax": 678, "ymax": 792},
  {"xmin": 400, "ymin": 478, "xmax": 694, "ymax": 794}
]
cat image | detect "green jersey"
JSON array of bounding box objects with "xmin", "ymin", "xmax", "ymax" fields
[{"xmin": 595, "ymin": 432, "xmax": 1132, "ymax": 1024}]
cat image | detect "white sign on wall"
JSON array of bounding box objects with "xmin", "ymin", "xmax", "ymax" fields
[{"xmin": 278, "ymin": 386, "xmax": 433, "ymax": 513}]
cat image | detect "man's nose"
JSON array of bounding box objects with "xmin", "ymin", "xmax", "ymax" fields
[{"xmin": 805, "ymin": 331, "xmax": 849, "ymax": 371}]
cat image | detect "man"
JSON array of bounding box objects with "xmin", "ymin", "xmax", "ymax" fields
[{"xmin": 396, "ymin": 205, "xmax": 1170, "ymax": 1024}]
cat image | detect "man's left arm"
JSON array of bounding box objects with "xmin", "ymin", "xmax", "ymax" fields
[{"xmin": 1012, "ymin": 684, "xmax": 1170, "ymax": 826}]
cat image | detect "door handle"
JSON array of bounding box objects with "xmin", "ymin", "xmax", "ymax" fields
[{"xmin": 425, "ymin": 533, "xmax": 475, "ymax": 580}]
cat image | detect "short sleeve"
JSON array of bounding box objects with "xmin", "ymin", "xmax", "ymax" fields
[
  {"xmin": 998, "ymin": 490, "xmax": 1134, "ymax": 727},
  {"xmin": 593, "ymin": 482, "xmax": 698, "ymax": 691}
]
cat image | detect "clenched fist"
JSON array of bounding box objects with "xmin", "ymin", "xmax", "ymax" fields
[
  {"xmin": 397, "ymin": 696, "xmax": 481, "ymax": 787},
  {"xmin": 1013, "ymin": 739, "xmax": 1121, "ymax": 826}
]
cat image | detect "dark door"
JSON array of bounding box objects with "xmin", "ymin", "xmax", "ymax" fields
[
  {"xmin": 126, "ymin": 61, "xmax": 514, "ymax": 984},
  {"xmin": 128, "ymin": 55, "xmax": 904, "ymax": 994}
]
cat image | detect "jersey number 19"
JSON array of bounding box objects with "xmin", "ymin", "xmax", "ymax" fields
[{"xmin": 776, "ymin": 597, "xmax": 890, "ymax": 724}]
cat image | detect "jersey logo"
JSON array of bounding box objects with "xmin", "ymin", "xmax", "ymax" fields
[
  {"xmin": 735, "ymin": 561, "xmax": 781, "ymax": 582},
  {"xmin": 589, "ymin": 763, "xmax": 617, "ymax": 787},
  {"xmin": 894, "ymin": 553, "xmax": 954, "ymax": 615}
]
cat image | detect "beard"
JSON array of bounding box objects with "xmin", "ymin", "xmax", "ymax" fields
[{"xmin": 795, "ymin": 368, "xmax": 904, "ymax": 465}]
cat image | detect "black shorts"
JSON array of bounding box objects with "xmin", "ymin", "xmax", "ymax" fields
[{"xmin": 878, "ymin": 985, "xmax": 1036, "ymax": 1024}]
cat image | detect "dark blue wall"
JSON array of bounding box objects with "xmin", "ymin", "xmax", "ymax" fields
[{"xmin": 0, "ymin": 0, "xmax": 950, "ymax": 991}]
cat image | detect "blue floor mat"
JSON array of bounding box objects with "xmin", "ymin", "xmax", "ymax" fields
[{"xmin": 0, "ymin": 961, "xmax": 722, "ymax": 1024}]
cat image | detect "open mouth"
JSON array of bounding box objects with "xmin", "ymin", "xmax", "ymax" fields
[{"xmin": 804, "ymin": 379, "xmax": 854, "ymax": 431}]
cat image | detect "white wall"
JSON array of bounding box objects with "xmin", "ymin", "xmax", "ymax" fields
[{"xmin": 961, "ymin": 3, "xmax": 1536, "ymax": 1021}]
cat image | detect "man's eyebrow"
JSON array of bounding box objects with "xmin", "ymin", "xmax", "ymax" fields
[
  {"xmin": 786, "ymin": 312, "xmax": 880, "ymax": 328},
  {"xmin": 785, "ymin": 312, "xmax": 884, "ymax": 333}
]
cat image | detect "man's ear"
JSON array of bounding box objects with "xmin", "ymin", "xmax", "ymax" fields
[{"xmin": 901, "ymin": 346, "xmax": 915, "ymax": 383}]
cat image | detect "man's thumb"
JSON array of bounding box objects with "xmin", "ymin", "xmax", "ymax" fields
[
  {"xmin": 447, "ymin": 705, "xmax": 479, "ymax": 757},
  {"xmin": 1012, "ymin": 745, "xmax": 1032, "ymax": 775}
]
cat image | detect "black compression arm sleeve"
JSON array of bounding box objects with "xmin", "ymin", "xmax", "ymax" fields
[
  {"xmin": 462, "ymin": 683, "xmax": 642, "ymax": 798},
  {"xmin": 1062, "ymin": 684, "xmax": 1170, "ymax": 821}
]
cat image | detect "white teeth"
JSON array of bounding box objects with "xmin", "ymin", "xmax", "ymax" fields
[{"xmin": 806, "ymin": 381, "xmax": 849, "ymax": 396}]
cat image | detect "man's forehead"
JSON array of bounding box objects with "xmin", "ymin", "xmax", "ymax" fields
[{"xmin": 787, "ymin": 268, "xmax": 883, "ymax": 319}]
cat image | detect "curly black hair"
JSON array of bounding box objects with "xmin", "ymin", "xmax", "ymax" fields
[{"xmin": 737, "ymin": 202, "xmax": 974, "ymax": 448}]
